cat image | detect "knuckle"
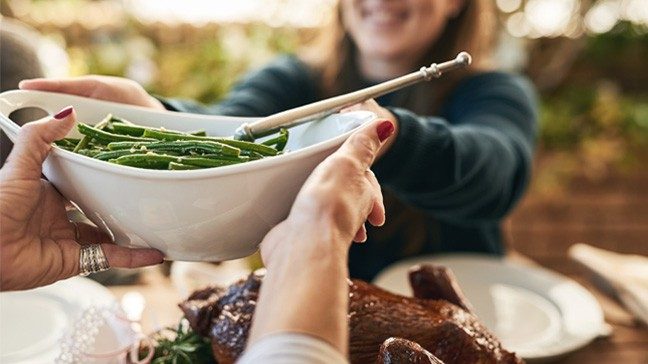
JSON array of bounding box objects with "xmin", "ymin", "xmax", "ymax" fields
[
  {"xmin": 20, "ymin": 122, "xmax": 37, "ymax": 134},
  {"xmin": 352, "ymin": 133, "xmax": 376, "ymax": 152},
  {"xmin": 350, "ymin": 134, "xmax": 376, "ymax": 166},
  {"xmin": 330, "ymin": 154, "xmax": 359, "ymax": 172}
]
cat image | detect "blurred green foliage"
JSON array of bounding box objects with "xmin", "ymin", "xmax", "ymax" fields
[{"xmin": 534, "ymin": 22, "xmax": 648, "ymax": 193}]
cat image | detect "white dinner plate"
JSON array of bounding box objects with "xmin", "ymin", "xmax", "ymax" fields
[
  {"xmin": 0, "ymin": 277, "xmax": 132, "ymax": 363},
  {"xmin": 373, "ymin": 254, "xmax": 609, "ymax": 362}
]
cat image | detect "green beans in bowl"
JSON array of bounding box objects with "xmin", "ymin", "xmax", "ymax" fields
[{"xmin": 54, "ymin": 114, "xmax": 289, "ymax": 170}]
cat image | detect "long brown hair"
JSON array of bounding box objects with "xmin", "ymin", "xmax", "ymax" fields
[{"xmin": 302, "ymin": 0, "xmax": 496, "ymax": 113}]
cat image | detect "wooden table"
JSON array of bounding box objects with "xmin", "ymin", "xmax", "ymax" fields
[{"xmin": 108, "ymin": 260, "xmax": 648, "ymax": 363}]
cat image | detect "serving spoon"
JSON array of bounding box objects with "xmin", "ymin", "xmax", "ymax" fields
[{"xmin": 233, "ymin": 51, "xmax": 472, "ymax": 141}]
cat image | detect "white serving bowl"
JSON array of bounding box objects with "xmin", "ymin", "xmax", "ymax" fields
[{"xmin": 0, "ymin": 90, "xmax": 374, "ymax": 261}]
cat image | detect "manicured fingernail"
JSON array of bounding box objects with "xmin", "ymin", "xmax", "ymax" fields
[
  {"xmin": 54, "ymin": 106, "xmax": 73, "ymax": 119},
  {"xmin": 377, "ymin": 120, "xmax": 394, "ymax": 142}
]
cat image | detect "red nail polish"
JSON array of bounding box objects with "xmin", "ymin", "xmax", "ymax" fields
[
  {"xmin": 54, "ymin": 106, "xmax": 73, "ymax": 119},
  {"xmin": 377, "ymin": 120, "xmax": 394, "ymax": 142}
]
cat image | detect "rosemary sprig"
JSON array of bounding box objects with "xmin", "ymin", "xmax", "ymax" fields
[{"xmin": 145, "ymin": 319, "xmax": 214, "ymax": 364}]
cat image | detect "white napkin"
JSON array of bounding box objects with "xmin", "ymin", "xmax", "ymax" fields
[{"xmin": 569, "ymin": 243, "xmax": 648, "ymax": 326}]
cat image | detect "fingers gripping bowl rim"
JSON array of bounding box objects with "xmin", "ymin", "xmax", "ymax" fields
[{"xmin": 0, "ymin": 90, "xmax": 376, "ymax": 261}]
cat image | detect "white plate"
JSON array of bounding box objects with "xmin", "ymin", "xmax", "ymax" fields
[
  {"xmin": 373, "ymin": 254, "xmax": 609, "ymax": 362},
  {"xmin": 0, "ymin": 277, "xmax": 131, "ymax": 363}
]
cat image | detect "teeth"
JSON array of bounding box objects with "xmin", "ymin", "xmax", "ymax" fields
[{"xmin": 366, "ymin": 10, "xmax": 400, "ymax": 23}]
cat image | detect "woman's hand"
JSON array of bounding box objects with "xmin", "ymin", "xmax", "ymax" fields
[
  {"xmin": 342, "ymin": 99, "xmax": 398, "ymax": 159},
  {"xmin": 19, "ymin": 76, "xmax": 165, "ymax": 110},
  {"xmin": 250, "ymin": 119, "xmax": 395, "ymax": 353},
  {"xmin": 260, "ymin": 118, "xmax": 394, "ymax": 267},
  {"xmin": 0, "ymin": 106, "xmax": 164, "ymax": 291}
]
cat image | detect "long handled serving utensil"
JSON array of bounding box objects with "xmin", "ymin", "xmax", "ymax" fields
[{"xmin": 233, "ymin": 51, "xmax": 472, "ymax": 141}]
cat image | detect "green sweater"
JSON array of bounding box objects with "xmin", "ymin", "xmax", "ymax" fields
[{"xmin": 162, "ymin": 55, "xmax": 538, "ymax": 280}]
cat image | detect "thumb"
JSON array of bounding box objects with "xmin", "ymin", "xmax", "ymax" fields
[
  {"xmin": 338, "ymin": 119, "xmax": 395, "ymax": 171},
  {"xmin": 3, "ymin": 106, "xmax": 76, "ymax": 181}
]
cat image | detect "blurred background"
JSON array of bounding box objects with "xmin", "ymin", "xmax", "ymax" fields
[{"xmin": 1, "ymin": 0, "xmax": 647, "ymax": 274}]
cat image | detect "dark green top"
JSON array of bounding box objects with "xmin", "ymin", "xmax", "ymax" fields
[{"xmin": 162, "ymin": 55, "xmax": 538, "ymax": 281}]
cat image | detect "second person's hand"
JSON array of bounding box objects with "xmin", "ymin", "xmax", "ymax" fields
[
  {"xmin": 19, "ymin": 75, "xmax": 166, "ymax": 110},
  {"xmin": 0, "ymin": 106, "xmax": 164, "ymax": 291},
  {"xmin": 260, "ymin": 118, "xmax": 395, "ymax": 268}
]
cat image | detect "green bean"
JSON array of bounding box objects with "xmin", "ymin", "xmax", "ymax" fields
[
  {"xmin": 54, "ymin": 138, "xmax": 80, "ymax": 150},
  {"xmin": 110, "ymin": 115, "xmax": 134, "ymax": 125},
  {"xmin": 62, "ymin": 137, "xmax": 82, "ymax": 145},
  {"xmin": 180, "ymin": 157, "xmax": 243, "ymax": 168},
  {"xmin": 112, "ymin": 153, "xmax": 246, "ymax": 169},
  {"xmin": 142, "ymin": 129, "xmax": 278, "ymax": 156},
  {"xmin": 201, "ymin": 154, "xmax": 250, "ymax": 162},
  {"xmin": 112, "ymin": 122, "xmax": 208, "ymax": 139},
  {"xmin": 105, "ymin": 141, "xmax": 143, "ymax": 150},
  {"xmin": 78, "ymin": 123, "xmax": 155, "ymax": 143},
  {"xmin": 106, "ymin": 140, "xmax": 240, "ymax": 156},
  {"xmin": 240, "ymin": 150, "xmax": 265, "ymax": 160},
  {"xmin": 93, "ymin": 149, "xmax": 136, "ymax": 161},
  {"xmin": 111, "ymin": 153, "xmax": 177, "ymax": 169},
  {"xmin": 74, "ymin": 114, "xmax": 112, "ymax": 152},
  {"xmin": 112, "ymin": 123, "xmax": 147, "ymax": 137},
  {"xmin": 77, "ymin": 149, "xmax": 102, "ymax": 157},
  {"xmin": 261, "ymin": 128, "xmax": 288, "ymax": 152},
  {"xmin": 168, "ymin": 162, "xmax": 200, "ymax": 170}
]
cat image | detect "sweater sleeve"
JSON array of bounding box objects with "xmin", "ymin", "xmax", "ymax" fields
[
  {"xmin": 160, "ymin": 55, "xmax": 319, "ymax": 117},
  {"xmin": 237, "ymin": 333, "xmax": 348, "ymax": 364},
  {"xmin": 372, "ymin": 72, "xmax": 538, "ymax": 224}
]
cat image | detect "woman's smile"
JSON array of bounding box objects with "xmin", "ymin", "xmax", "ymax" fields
[
  {"xmin": 359, "ymin": 2, "xmax": 410, "ymax": 30},
  {"xmin": 343, "ymin": 0, "xmax": 459, "ymax": 77}
]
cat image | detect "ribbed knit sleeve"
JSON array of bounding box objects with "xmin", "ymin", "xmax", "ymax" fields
[
  {"xmin": 372, "ymin": 72, "xmax": 538, "ymax": 224},
  {"xmin": 237, "ymin": 333, "xmax": 347, "ymax": 364}
]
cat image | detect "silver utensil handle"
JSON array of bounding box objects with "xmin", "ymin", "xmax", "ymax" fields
[{"xmin": 234, "ymin": 51, "xmax": 472, "ymax": 140}]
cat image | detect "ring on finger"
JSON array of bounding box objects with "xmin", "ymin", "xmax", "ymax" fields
[{"xmin": 79, "ymin": 244, "xmax": 110, "ymax": 276}]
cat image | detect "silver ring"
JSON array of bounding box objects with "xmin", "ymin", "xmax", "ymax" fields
[{"xmin": 79, "ymin": 244, "xmax": 110, "ymax": 276}]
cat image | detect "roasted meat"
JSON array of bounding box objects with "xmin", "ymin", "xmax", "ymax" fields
[
  {"xmin": 378, "ymin": 337, "xmax": 444, "ymax": 364},
  {"xmin": 179, "ymin": 264, "xmax": 523, "ymax": 364}
]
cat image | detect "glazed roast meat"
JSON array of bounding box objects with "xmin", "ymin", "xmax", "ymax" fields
[
  {"xmin": 179, "ymin": 264, "xmax": 523, "ymax": 364},
  {"xmin": 378, "ymin": 337, "xmax": 444, "ymax": 364}
]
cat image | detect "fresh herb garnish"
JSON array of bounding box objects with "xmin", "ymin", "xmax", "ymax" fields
[{"xmin": 145, "ymin": 319, "xmax": 214, "ymax": 364}]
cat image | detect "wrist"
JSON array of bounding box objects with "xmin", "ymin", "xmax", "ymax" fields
[{"xmin": 261, "ymin": 215, "xmax": 349, "ymax": 269}]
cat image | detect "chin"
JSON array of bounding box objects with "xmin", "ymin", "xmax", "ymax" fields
[
  {"xmin": 359, "ymin": 44, "xmax": 410, "ymax": 62},
  {"xmin": 356, "ymin": 28, "xmax": 417, "ymax": 58}
]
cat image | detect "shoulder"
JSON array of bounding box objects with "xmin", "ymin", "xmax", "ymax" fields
[
  {"xmin": 451, "ymin": 71, "xmax": 537, "ymax": 104},
  {"xmin": 443, "ymin": 71, "xmax": 538, "ymax": 117}
]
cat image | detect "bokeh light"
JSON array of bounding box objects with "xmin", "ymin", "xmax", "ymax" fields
[
  {"xmin": 497, "ymin": 0, "xmax": 522, "ymax": 13},
  {"xmin": 524, "ymin": 0, "xmax": 578, "ymax": 38},
  {"xmin": 585, "ymin": 1, "xmax": 620, "ymax": 34}
]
